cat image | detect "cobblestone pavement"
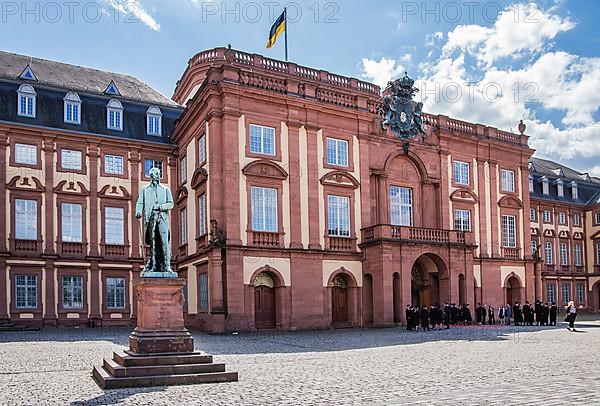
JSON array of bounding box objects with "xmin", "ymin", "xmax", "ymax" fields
[{"xmin": 1, "ymin": 317, "xmax": 599, "ymax": 406}]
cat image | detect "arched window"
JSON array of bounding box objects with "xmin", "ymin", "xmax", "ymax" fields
[
  {"xmin": 17, "ymin": 84, "xmax": 36, "ymax": 118},
  {"xmin": 146, "ymin": 106, "xmax": 162, "ymax": 136},
  {"xmin": 63, "ymin": 92, "xmax": 81, "ymax": 124},
  {"xmin": 106, "ymin": 99, "xmax": 123, "ymax": 131}
]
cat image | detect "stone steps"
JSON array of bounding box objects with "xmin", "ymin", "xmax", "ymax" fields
[
  {"xmin": 103, "ymin": 357, "xmax": 226, "ymax": 377},
  {"xmin": 114, "ymin": 350, "xmax": 213, "ymax": 367}
]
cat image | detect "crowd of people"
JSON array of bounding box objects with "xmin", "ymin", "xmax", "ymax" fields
[{"xmin": 475, "ymin": 301, "xmax": 558, "ymax": 326}]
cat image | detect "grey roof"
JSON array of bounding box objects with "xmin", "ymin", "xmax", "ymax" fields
[
  {"xmin": 529, "ymin": 157, "xmax": 600, "ymax": 185},
  {"xmin": 0, "ymin": 50, "xmax": 179, "ymax": 108}
]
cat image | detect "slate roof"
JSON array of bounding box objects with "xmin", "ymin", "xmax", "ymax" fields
[{"xmin": 0, "ymin": 50, "xmax": 179, "ymax": 108}]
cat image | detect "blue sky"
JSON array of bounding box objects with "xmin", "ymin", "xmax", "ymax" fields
[{"xmin": 1, "ymin": 0, "xmax": 599, "ymax": 174}]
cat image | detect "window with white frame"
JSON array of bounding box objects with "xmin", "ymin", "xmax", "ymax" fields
[
  {"xmin": 557, "ymin": 179, "xmax": 564, "ymax": 197},
  {"xmin": 327, "ymin": 195, "xmax": 350, "ymax": 237},
  {"xmin": 249, "ymin": 124, "xmax": 275, "ymax": 155},
  {"xmin": 576, "ymin": 284, "xmax": 584, "ymax": 304},
  {"xmin": 14, "ymin": 143, "xmax": 37, "ymax": 165},
  {"xmin": 543, "ymin": 210, "xmax": 552, "ymax": 223},
  {"xmin": 558, "ymin": 212, "xmax": 566, "ymax": 224},
  {"xmin": 501, "ymin": 169, "xmax": 515, "ymax": 192},
  {"xmin": 547, "ymin": 283, "xmax": 555, "ymax": 304},
  {"xmin": 61, "ymin": 149, "xmax": 82, "ymax": 170},
  {"xmin": 63, "ymin": 92, "xmax": 81, "ymax": 124},
  {"xmin": 15, "ymin": 275, "xmax": 37, "ymax": 308},
  {"xmin": 180, "ymin": 207, "xmax": 187, "ymax": 245},
  {"xmin": 106, "ymin": 99, "xmax": 123, "ymax": 131},
  {"xmin": 575, "ymin": 244, "xmax": 582, "ymax": 266},
  {"xmin": 104, "ymin": 154, "xmax": 124, "ymax": 175},
  {"xmin": 62, "ymin": 275, "xmax": 83, "ymax": 309},
  {"xmin": 198, "ymin": 273, "xmax": 209, "ymax": 310},
  {"xmin": 105, "ymin": 277, "xmax": 126, "ymax": 309},
  {"xmin": 453, "ymin": 161, "xmax": 469, "ymax": 185},
  {"xmin": 105, "ymin": 207, "xmax": 124, "ymax": 245},
  {"xmin": 596, "ymin": 243, "xmax": 600, "ymax": 265},
  {"xmin": 573, "ymin": 213, "xmax": 580, "ymax": 226},
  {"xmin": 545, "ymin": 241, "xmax": 553, "ymax": 265},
  {"xmin": 542, "ymin": 177, "xmax": 549, "ymax": 195},
  {"xmin": 595, "ymin": 212, "xmax": 600, "ymax": 225},
  {"xmin": 15, "ymin": 199, "xmax": 37, "ymax": 240},
  {"xmin": 17, "ymin": 84, "xmax": 36, "ymax": 117},
  {"xmin": 562, "ymin": 282, "xmax": 570, "ymax": 304},
  {"xmin": 180, "ymin": 156, "xmax": 187, "ymax": 183},
  {"xmin": 530, "ymin": 208, "xmax": 536, "ymax": 221},
  {"xmin": 529, "ymin": 175, "xmax": 534, "ymax": 193},
  {"xmin": 571, "ymin": 182, "xmax": 578, "ymax": 200},
  {"xmin": 454, "ymin": 209, "xmax": 471, "ymax": 232},
  {"xmin": 251, "ymin": 187, "xmax": 278, "ymax": 232},
  {"xmin": 559, "ymin": 242, "xmax": 568, "ymax": 265},
  {"xmin": 61, "ymin": 203, "xmax": 82, "ymax": 242},
  {"xmin": 144, "ymin": 159, "xmax": 163, "ymax": 178},
  {"xmin": 531, "ymin": 240, "xmax": 538, "ymax": 255},
  {"xmin": 501, "ymin": 215, "xmax": 517, "ymax": 248},
  {"xmin": 390, "ymin": 186, "xmax": 413, "ymax": 226},
  {"xmin": 326, "ymin": 137, "xmax": 348, "ymax": 167},
  {"xmin": 146, "ymin": 106, "xmax": 162, "ymax": 136},
  {"xmin": 198, "ymin": 193, "xmax": 207, "ymax": 236},
  {"xmin": 198, "ymin": 134, "xmax": 206, "ymax": 164}
]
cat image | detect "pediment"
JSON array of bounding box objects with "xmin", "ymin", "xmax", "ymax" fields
[
  {"xmin": 176, "ymin": 186, "xmax": 188, "ymax": 204},
  {"xmin": 573, "ymin": 231, "xmax": 584, "ymax": 240},
  {"xmin": 543, "ymin": 229, "xmax": 556, "ymax": 238},
  {"xmin": 498, "ymin": 195, "xmax": 522, "ymax": 209},
  {"xmin": 98, "ymin": 185, "xmax": 131, "ymax": 200},
  {"xmin": 7, "ymin": 176, "xmax": 44, "ymax": 192},
  {"xmin": 530, "ymin": 227, "xmax": 539, "ymax": 236},
  {"xmin": 558, "ymin": 230, "xmax": 570, "ymax": 239},
  {"xmin": 450, "ymin": 188, "xmax": 479, "ymax": 203},
  {"xmin": 242, "ymin": 160, "xmax": 288, "ymax": 180},
  {"xmin": 53, "ymin": 180, "xmax": 89, "ymax": 196},
  {"xmin": 191, "ymin": 167, "xmax": 208, "ymax": 188},
  {"xmin": 590, "ymin": 230, "xmax": 600, "ymax": 240},
  {"xmin": 320, "ymin": 171, "xmax": 359, "ymax": 189}
]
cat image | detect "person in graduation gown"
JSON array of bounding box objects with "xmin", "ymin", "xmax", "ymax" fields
[{"xmin": 549, "ymin": 302, "xmax": 557, "ymax": 326}]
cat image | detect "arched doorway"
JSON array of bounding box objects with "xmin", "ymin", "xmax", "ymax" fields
[
  {"xmin": 363, "ymin": 274, "xmax": 374, "ymax": 325},
  {"xmin": 458, "ymin": 274, "xmax": 465, "ymax": 304},
  {"xmin": 331, "ymin": 274, "xmax": 349, "ymax": 325},
  {"xmin": 411, "ymin": 254, "xmax": 447, "ymax": 306},
  {"xmin": 254, "ymin": 272, "xmax": 276, "ymax": 329},
  {"xmin": 506, "ymin": 276, "xmax": 521, "ymax": 305},
  {"xmin": 393, "ymin": 272, "xmax": 401, "ymax": 323}
]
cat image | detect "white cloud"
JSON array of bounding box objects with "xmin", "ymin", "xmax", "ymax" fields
[
  {"xmin": 105, "ymin": 0, "xmax": 160, "ymax": 31},
  {"xmin": 360, "ymin": 57, "xmax": 406, "ymax": 88}
]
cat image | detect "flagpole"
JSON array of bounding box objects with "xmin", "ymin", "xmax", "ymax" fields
[{"xmin": 284, "ymin": 7, "xmax": 288, "ymax": 61}]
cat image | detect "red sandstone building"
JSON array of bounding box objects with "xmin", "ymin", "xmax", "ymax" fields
[{"xmin": 2, "ymin": 47, "xmax": 598, "ymax": 332}]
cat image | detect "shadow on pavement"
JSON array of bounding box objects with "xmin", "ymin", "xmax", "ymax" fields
[{"xmin": 69, "ymin": 386, "xmax": 167, "ymax": 405}]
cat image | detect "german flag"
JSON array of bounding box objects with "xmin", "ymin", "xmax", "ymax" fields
[{"xmin": 266, "ymin": 10, "xmax": 286, "ymax": 48}]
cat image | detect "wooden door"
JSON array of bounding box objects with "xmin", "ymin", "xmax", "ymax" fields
[
  {"xmin": 506, "ymin": 288, "xmax": 513, "ymax": 307},
  {"xmin": 332, "ymin": 286, "xmax": 348, "ymax": 323},
  {"xmin": 254, "ymin": 286, "xmax": 276, "ymax": 329}
]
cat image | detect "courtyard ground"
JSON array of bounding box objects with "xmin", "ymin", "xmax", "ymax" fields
[{"xmin": 1, "ymin": 316, "xmax": 599, "ymax": 405}]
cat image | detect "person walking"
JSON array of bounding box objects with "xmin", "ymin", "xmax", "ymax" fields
[
  {"xmin": 488, "ymin": 304, "xmax": 495, "ymax": 325},
  {"xmin": 498, "ymin": 305, "xmax": 505, "ymax": 325},
  {"xmin": 505, "ymin": 303, "xmax": 512, "ymax": 325},
  {"xmin": 565, "ymin": 301, "xmax": 578, "ymax": 332},
  {"xmin": 549, "ymin": 302, "xmax": 557, "ymax": 326}
]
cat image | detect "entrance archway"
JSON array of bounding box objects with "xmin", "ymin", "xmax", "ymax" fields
[
  {"xmin": 331, "ymin": 274, "xmax": 349, "ymax": 325},
  {"xmin": 254, "ymin": 272, "xmax": 276, "ymax": 329},
  {"xmin": 506, "ymin": 276, "xmax": 521, "ymax": 305},
  {"xmin": 411, "ymin": 254, "xmax": 447, "ymax": 306},
  {"xmin": 592, "ymin": 281, "xmax": 600, "ymax": 312}
]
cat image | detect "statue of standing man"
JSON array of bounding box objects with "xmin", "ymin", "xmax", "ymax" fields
[{"xmin": 135, "ymin": 167, "xmax": 177, "ymax": 277}]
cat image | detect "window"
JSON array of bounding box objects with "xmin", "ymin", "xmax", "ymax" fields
[
  {"xmin": 198, "ymin": 193, "xmax": 207, "ymax": 236},
  {"xmin": 542, "ymin": 177, "xmax": 549, "ymax": 195},
  {"xmin": 595, "ymin": 212, "xmax": 600, "ymax": 225},
  {"xmin": 559, "ymin": 242, "xmax": 568, "ymax": 266},
  {"xmin": 547, "ymin": 283, "xmax": 555, "ymax": 304},
  {"xmin": 562, "ymin": 282, "xmax": 570, "ymax": 304},
  {"xmin": 15, "ymin": 199, "xmax": 37, "ymax": 240},
  {"xmin": 105, "ymin": 207, "xmax": 124, "ymax": 245},
  {"xmin": 15, "ymin": 275, "xmax": 37, "ymax": 308},
  {"xmin": 545, "ymin": 241, "xmax": 553, "ymax": 265},
  {"xmin": 63, "ymin": 92, "xmax": 81, "ymax": 124},
  {"xmin": 573, "ymin": 213, "xmax": 580, "ymax": 226},
  {"xmin": 557, "ymin": 179, "xmax": 564, "ymax": 197},
  {"xmin": 501, "ymin": 215, "xmax": 516, "ymax": 248},
  {"xmin": 576, "ymin": 284, "xmax": 585, "ymax": 304},
  {"xmin": 198, "ymin": 134, "xmax": 206, "ymax": 164},
  {"xmin": 326, "ymin": 137, "xmax": 348, "ymax": 167},
  {"xmin": 529, "ymin": 175, "xmax": 534, "ymax": 193},
  {"xmin": 198, "ymin": 273, "xmax": 209, "ymax": 311},
  {"xmin": 17, "ymin": 84, "xmax": 36, "ymax": 117},
  {"xmin": 453, "ymin": 161, "xmax": 469, "ymax": 185},
  {"xmin": 529, "ymin": 208, "xmax": 536, "ymax": 221},
  {"xmin": 501, "ymin": 169, "xmax": 515, "ymax": 192},
  {"xmin": 15, "ymin": 143, "xmax": 37, "ymax": 165},
  {"xmin": 571, "ymin": 182, "xmax": 578, "ymax": 200},
  {"xmin": 104, "ymin": 154, "xmax": 124, "ymax": 175},
  {"xmin": 390, "ymin": 186, "xmax": 413, "ymax": 226},
  {"xmin": 61, "ymin": 203, "xmax": 82, "ymax": 242},
  {"xmin": 454, "ymin": 209, "xmax": 471, "ymax": 232},
  {"xmin": 146, "ymin": 106, "xmax": 162, "ymax": 136},
  {"xmin": 107, "ymin": 99, "xmax": 123, "ymax": 131},
  {"xmin": 144, "ymin": 159, "xmax": 163, "ymax": 178},
  {"xmin": 180, "ymin": 207, "xmax": 187, "ymax": 245},
  {"xmin": 558, "ymin": 212, "xmax": 566, "ymax": 225},
  {"xmin": 106, "ymin": 277, "xmax": 126, "ymax": 309},
  {"xmin": 249, "ymin": 124, "xmax": 275, "ymax": 155},
  {"xmin": 327, "ymin": 195, "xmax": 350, "ymax": 237},
  {"xmin": 543, "ymin": 210, "xmax": 552, "ymax": 223},
  {"xmin": 575, "ymin": 244, "xmax": 582, "ymax": 266},
  {"xmin": 596, "ymin": 243, "xmax": 600, "ymax": 265},
  {"xmin": 180, "ymin": 156, "xmax": 187, "ymax": 183},
  {"xmin": 531, "ymin": 240, "xmax": 538, "ymax": 255},
  {"xmin": 61, "ymin": 149, "xmax": 82, "ymax": 170},
  {"xmin": 251, "ymin": 187, "xmax": 278, "ymax": 232},
  {"xmin": 62, "ymin": 276, "xmax": 83, "ymax": 309}
]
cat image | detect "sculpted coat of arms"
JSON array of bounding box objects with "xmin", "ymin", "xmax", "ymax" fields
[{"xmin": 379, "ymin": 73, "xmax": 426, "ymax": 140}]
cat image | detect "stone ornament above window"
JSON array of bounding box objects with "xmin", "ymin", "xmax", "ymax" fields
[{"xmin": 254, "ymin": 272, "xmax": 275, "ymax": 288}]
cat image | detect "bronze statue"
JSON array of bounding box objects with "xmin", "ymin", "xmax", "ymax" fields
[{"xmin": 135, "ymin": 167, "xmax": 176, "ymax": 277}]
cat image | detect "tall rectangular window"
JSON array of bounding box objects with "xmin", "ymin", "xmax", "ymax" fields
[
  {"xmin": 15, "ymin": 143, "xmax": 37, "ymax": 165},
  {"xmin": 251, "ymin": 187, "xmax": 278, "ymax": 232},
  {"xmin": 501, "ymin": 169, "xmax": 515, "ymax": 192},
  {"xmin": 180, "ymin": 156, "xmax": 187, "ymax": 183},
  {"xmin": 573, "ymin": 213, "xmax": 580, "ymax": 226},
  {"xmin": 562, "ymin": 282, "xmax": 570, "ymax": 304},
  {"xmin": 557, "ymin": 181, "xmax": 564, "ymax": 197},
  {"xmin": 249, "ymin": 124, "xmax": 275, "ymax": 156},
  {"xmin": 327, "ymin": 195, "xmax": 350, "ymax": 237},
  {"xmin": 596, "ymin": 243, "xmax": 600, "ymax": 265},
  {"xmin": 542, "ymin": 179, "xmax": 549, "ymax": 195},
  {"xmin": 106, "ymin": 277, "xmax": 126, "ymax": 309},
  {"xmin": 144, "ymin": 159, "xmax": 163, "ymax": 178},
  {"xmin": 61, "ymin": 203, "xmax": 82, "ymax": 242},
  {"xmin": 180, "ymin": 207, "xmax": 187, "ymax": 245},
  {"xmin": 502, "ymin": 215, "xmax": 516, "ymax": 248},
  {"xmin": 559, "ymin": 242, "xmax": 568, "ymax": 265},
  {"xmin": 574, "ymin": 244, "xmax": 582, "ymax": 266},
  {"xmin": 105, "ymin": 207, "xmax": 124, "ymax": 245},
  {"xmin": 61, "ymin": 149, "xmax": 82, "ymax": 170},
  {"xmin": 15, "ymin": 275, "xmax": 37, "ymax": 308},
  {"xmin": 547, "ymin": 283, "xmax": 555, "ymax": 304},
  {"xmin": 198, "ymin": 134, "xmax": 206, "ymax": 164},
  {"xmin": 531, "ymin": 240, "xmax": 538, "ymax": 255},
  {"xmin": 18, "ymin": 93, "xmax": 35, "ymax": 117},
  {"xmin": 454, "ymin": 209, "xmax": 471, "ymax": 232},
  {"xmin": 558, "ymin": 212, "xmax": 566, "ymax": 224},
  {"xmin": 108, "ymin": 109, "xmax": 122, "ymax": 130},
  {"xmin": 104, "ymin": 154, "xmax": 124, "ymax": 175},
  {"xmin": 530, "ymin": 208, "xmax": 536, "ymax": 221},
  {"xmin": 577, "ymin": 284, "xmax": 585, "ymax": 304},
  {"xmin": 545, "ymin": 241, "xmax": 553, "ymax": 265},
  {"xmin": 198, "ymin": 193, "xmax": 207, "ymax": 236},
  {"xmin": 64, "ymin": 102, "xmax": 80, "ymax": 124},
  {"xmin": 62, "ymin": 276, "xmax": 83, "ymax": 309},
  {"xmin": 390, "ymin": 186, "xmax": 413, "ymax": 226},
  {"xmin": 15, "ymin": 199, "xmax": 37, "ymax": 240},
  {"xmin": 198, "ymin": 273, "xmax": 209, "ymax": 311},
  {"xmin": 147, "ymin": 114, "xmax": 161, "ymax": 136},
  {"xmin": 453, "ymin": 161, "xmax": 469, "ymax": 185},
  {"xmin": 543, "ymin": 210, "xmax": 552, "ymax": 223},
  {"xmin": 595, "ymin": 212, "xmax": 600, "ymax": 225},
  {"xmin": 326, "ymin": 138, "xmax": 348, "ymax": 167}
]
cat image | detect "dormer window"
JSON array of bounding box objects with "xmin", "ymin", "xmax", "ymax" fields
[
  {"xmin": 146, "ymin": 106, "xmax": 162, "ymax": 136},
  {"xmin": 571, "ymin": 181, "xmax": 578, "ymax": 200},
  {"xmin": 106, "ymin": 99, "xmax": 123, "ymax": 131},
  {"xmin": 542, "ymin": 176, "xmax": 549, "ymax": 195},
  {"xmin": 17, "ymin": 84, "xmax": 36, "ymax": 118},
  {"xmin": 557, "ymin": 179, "xmax": 564, "ymax": 197},
  {"xmin": 529, "ymin": 175, "xmax": 534, "ymax": 193},
  {"xmin": 63, "ymin": 92, "xmax": 81, "ymax": 124}
]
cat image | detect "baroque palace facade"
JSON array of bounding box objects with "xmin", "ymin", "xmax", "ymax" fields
[{"xmin": 1, "ymin": 47, "xmax": 599, "ymax": 331}]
